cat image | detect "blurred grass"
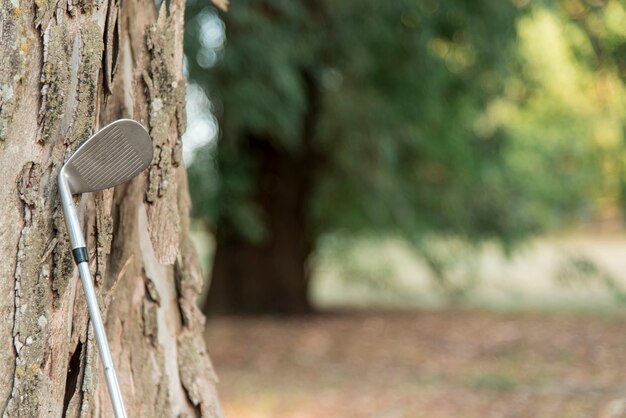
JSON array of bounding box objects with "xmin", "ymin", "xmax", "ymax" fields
[
  {"xmin": 311, "ymin": 232, "xmax": 626, "ymax": 312},
  {"xmin": 192, "ymin": 227, "xmax": 626, "ymax": 312}
]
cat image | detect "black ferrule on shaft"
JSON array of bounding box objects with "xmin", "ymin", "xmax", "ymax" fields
[{"xmin": 72, "ymin": 247, "xmax": 89, "ymax": 264}]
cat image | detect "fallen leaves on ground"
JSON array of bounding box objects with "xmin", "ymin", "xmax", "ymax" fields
[{"xmin": 205, "ymin": 310, "xmax": 626, "ymax": 418}]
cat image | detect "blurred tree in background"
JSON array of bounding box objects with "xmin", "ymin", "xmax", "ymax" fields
[{"xmin": 184, "ymin": 0, "xmax": 626, "ymax": 314}]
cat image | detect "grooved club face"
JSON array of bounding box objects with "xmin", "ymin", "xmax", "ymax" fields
[{"xmin": 60, "ymin": 119, "xmax": 153, "ymax": 194}]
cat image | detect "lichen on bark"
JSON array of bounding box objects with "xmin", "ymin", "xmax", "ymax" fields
[
  {"xmin": 144, "ymin": 4, "xmax": 187, "ymax": 203},
  {"xmin": 39, "ymin": 17, "xmax": 73, "ymax": 143},
  {"xmin": 5, "ymin": 162, "xmax": 54, "ymax": 417},
  {"xmin": 93, "ymin": 191, "xmax": 114, "ymax": 285},
  {"xmin": 142, "ymin": 2, "xmax": 188, "ymax": 265},
  {"xmin": 69, "ymin": 22, "xmax": 104, "ymax": 145},
  {"xmin": 0, "ymin": 0, "xmax": 25, "ymax": 140}
]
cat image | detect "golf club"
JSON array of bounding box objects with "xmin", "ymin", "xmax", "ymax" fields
[{"xmin": 58, "ymin": 119, "xmax": 153, "ymax": 418}]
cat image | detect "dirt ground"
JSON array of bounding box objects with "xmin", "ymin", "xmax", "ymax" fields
[{"xmin": 205, "ymin": 310, "xmax": 626, "ymax": 418}]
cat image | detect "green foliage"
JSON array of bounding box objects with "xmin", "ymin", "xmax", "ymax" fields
[
  {"xmin": 503, "ymin": 3, "xmax": 626, "ymax": 233},
  {"xmin": 184, "ymin": 0, "xmax": 626, "ymax": 251},
  {"xmin": 185, "ymin": 0, "xmax": 524, "ymax": 241}
]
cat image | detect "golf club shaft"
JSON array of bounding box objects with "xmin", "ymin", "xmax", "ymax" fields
[
  {"xmin": 77, "ymin": 261, "xmax": 127, "ymax": 418},
  {"xmin": 57, "ymin": 120, "xmax": 153, "ymax": 417},
  {"xmin": 59, "ymin": 177, "xmax": 127, "ymax": 418}
]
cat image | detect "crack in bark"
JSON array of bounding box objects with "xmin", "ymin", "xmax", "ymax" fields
[
  {"xmin": 79, "ymin": 327, "xmax": 99, "ymax": 418},
  {"xmin": 62, "ymin": 341, "xmax": 83, "ymax": 417},
  {"xmin": 40, "ymin": 237, "xmax": 58, "ymax": 263},
  {"xmin": 103, "ymin": 0, "xmax": 120, "ymax": 94},
  {"xmin": 51, "ymin": 211, "xmax": 75, "ymax": 307}
]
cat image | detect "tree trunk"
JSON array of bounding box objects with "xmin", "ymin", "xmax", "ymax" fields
[
  {"xmin": 204, "ymin": 71, "xmax": 320, "ymax": 316},
  {"xmin": 206, "ymin": 137, "xmax": 314, "ymax": 315},
  {"xmin": 0, "ymin": 1, "xmax": 222, "ymax": 417}
]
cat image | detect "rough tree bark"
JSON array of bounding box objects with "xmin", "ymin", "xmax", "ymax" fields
[{"xmin": 0, "ymin": 1, "xmax": 222, "ymax": 416}]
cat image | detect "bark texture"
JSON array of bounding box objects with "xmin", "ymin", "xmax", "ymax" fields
[{"xmin": 0, "ymin": 1, "xmax": 222, "ymax": 416}]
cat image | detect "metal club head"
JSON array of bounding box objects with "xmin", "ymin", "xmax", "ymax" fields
[{"xmin": 60, "ymin": 119, "xmax": 153, "ymax": 194}]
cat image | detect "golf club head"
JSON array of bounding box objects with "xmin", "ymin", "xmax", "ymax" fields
[{"xmin": 60, "ymin": 119, "xmax": 153, "ymax": 194}]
